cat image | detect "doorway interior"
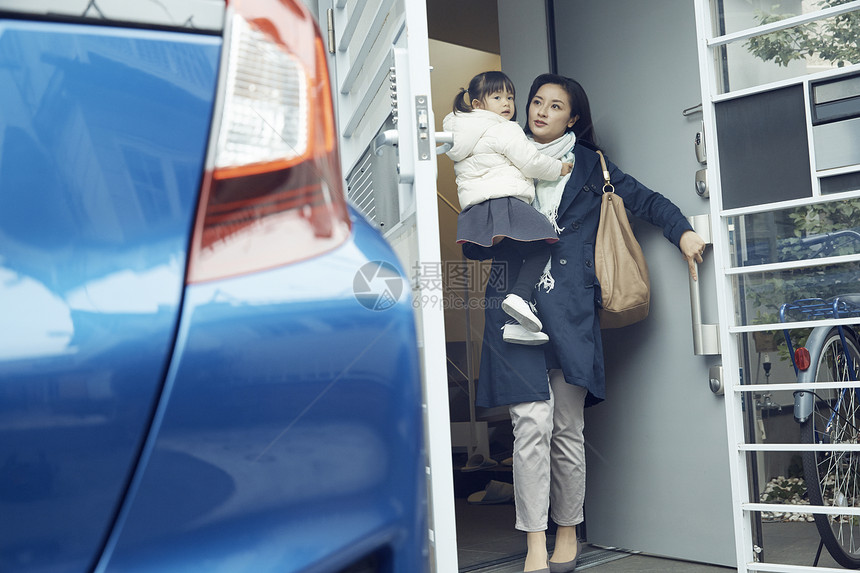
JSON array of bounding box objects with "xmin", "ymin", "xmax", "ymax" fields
[{"xmin": 427, "ymin": 2, "xmax": 529, "ymax": 568}]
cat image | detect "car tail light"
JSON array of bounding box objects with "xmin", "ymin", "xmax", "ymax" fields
[{"xmin": 187, "ymin": 0, "xmax": 350, "ymax": 283}]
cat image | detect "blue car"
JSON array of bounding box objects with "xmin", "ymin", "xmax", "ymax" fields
[{"xmin": 0, "ymin": 1, "xmax": 426, "ymax": 572}]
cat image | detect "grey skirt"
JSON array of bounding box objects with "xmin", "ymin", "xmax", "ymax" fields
[{"xmin": 457, "ymin": 197, "xmax": 558, "ymax": 248}]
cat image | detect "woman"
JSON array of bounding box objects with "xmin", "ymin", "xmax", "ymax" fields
[{"xmin": 470, "ymin": 74, "xmax": 706, "ymax": 573}]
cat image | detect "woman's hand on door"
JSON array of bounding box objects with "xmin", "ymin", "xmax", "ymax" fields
[{"xmin": 680, "ymin": 230, "xmax": 706, "ymax": 281}]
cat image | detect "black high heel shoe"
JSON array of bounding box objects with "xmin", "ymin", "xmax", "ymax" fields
[{"xmin": 548, "ymin": 540, "xmax": 580, "ymax": 573}]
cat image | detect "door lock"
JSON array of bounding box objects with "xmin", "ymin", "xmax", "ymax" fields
[
  {"xmin": 709, "ymin": 365, "xmax": 724, "ymax": 395},
  {"xmin": 415, "ymin": 96, "xmax": 431, "ymax": 161},
  {"xmin": 695, "ymin": 168, "xmax": 708, "ymax": 198},
  {"xmin": 694, "ymin": 122, "xmax": 707, "ymax": 164}
]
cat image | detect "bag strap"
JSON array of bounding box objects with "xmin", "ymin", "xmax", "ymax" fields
[{"xmin": 596, "ymin": 150, "xmax": 615, "ymax": 194}]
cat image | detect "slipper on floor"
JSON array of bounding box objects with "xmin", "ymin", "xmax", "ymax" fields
[
  {"xmin": 461, "ymin": 454, "xmax": 498, "ymax": 472},
  {"xmin": 467, "ymin": 480, "xmax": 514, "ymax": 505}
]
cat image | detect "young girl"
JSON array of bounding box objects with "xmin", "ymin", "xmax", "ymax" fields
[{"xmin": 443, "ymin": 71, "xmax": 571, "ymax": 346}]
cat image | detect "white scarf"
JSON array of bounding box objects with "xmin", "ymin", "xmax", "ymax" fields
[{"xmin": 531, "ymin": 131, "xmax": 576, "ymax": 292}]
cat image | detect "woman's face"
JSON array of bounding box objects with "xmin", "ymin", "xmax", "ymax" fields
[{"xmin": 528, "ymin": 83, "xmax": 578, "ymax": 144}]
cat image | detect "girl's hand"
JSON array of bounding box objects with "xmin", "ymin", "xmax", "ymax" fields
[
  {"xmin": 680, "ymin": 230, "xmax": 706, "ymax": 281},
  {"xmin": 561, "ymin": 162, "xmax": 573, "ymax": 176}
]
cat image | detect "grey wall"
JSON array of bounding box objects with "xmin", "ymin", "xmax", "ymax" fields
[
  {"xmin": 501, "ymin": 0, "xmax": 735, "ymax": 566},
  {"xmin": 498, "ymin": 0, "xmax": 550, "ymax": 123}
]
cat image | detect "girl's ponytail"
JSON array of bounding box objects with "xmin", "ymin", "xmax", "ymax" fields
[{"xmin": 452, "ymin": 87, "xmax": 471, "ymax": 114}]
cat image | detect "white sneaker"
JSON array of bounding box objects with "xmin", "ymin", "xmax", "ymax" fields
[
  {"xmin": 502, "ymin": 323, "xmax": 549, "ymax": 346},
  {"xmin": 501, "ymin": 294, "xmax": 542, "ymax": 332}
]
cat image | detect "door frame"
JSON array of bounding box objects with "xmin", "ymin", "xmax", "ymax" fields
[{"xmin": 319, "ymin": 1, "xmax": 458, "ymax": 571}]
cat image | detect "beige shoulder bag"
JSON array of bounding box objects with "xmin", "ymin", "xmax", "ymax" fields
[{"xmin": 594, "ymin": 150, "xmax": 650, "ymax": 329}]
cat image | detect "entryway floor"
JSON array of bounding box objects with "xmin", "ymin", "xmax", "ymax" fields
[
  {"xmin": 461, "ymin": 548, "xmax": 731, "ymax": 573},
  {"xmin": 456, "ymin": 497, "xmax": 844, "ymax": 572}
]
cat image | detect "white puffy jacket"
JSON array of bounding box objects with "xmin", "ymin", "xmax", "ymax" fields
[{"xmin": 443, "ymin": 109, "xmax": 563, "ymax": 210}]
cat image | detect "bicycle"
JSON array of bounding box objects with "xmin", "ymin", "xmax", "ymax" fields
[{"xmin": 782, "ymin": 295, "xmax": 860, "ymax": 568}]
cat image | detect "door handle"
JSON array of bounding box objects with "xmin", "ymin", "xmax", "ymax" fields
[
  {"xmin": 373, "ymin": 130, "xmax": 452, "ymax": 156},
  {"xmin": 373, "ymin": 129, "xmax": 398, "ymax": 156},
  {"xmin": 688, "ymin": 214, "xmax": 720, "ymax": 356},
  {"xmin": 435, "ymin": 132, "xmax": 452, "ymax": 154}
]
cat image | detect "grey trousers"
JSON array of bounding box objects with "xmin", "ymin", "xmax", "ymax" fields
[{"xmin": 508, "ymin": 368, "xmax": 587, "ymax": 532}]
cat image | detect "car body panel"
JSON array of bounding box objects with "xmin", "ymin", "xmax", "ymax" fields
[
  {"xmin": 97, "ymin": 213, "xmax": 426, "ymax": 573},
  {"xmin": 0, "ymin": 20, "xmax": 219, "ymax": 573}
]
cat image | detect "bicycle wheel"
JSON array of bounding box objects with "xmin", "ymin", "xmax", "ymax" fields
[{"xmin": 800, "ymin": 326, "xmax": 860, "ymax": 569}]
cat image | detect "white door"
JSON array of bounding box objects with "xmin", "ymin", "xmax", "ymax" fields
[
  {"xmin": 318, "ymin": 1, "xmax": 457, "ymax": 571},
  {"xmin": 693, "ymin": 0, "xmax": 860, "ymax": 571}
]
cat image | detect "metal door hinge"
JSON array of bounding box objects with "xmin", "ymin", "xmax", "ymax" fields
[{"xmin": 326, "ymin": 9, "xmax": 335, "ymax": 53}]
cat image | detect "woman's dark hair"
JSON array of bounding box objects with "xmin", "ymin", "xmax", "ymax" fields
[
  {"xmin": 452, "ymin": 70, "xmax": 517, "ymax": 121},
  {"xmin": 523, "ymin": 73, "xmax": 597, "ymax": 147}
]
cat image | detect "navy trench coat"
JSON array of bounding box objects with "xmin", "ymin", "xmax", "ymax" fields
[{"xmin": 472, "ymin": 142, "xmax": 693, "ymax": 408}]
